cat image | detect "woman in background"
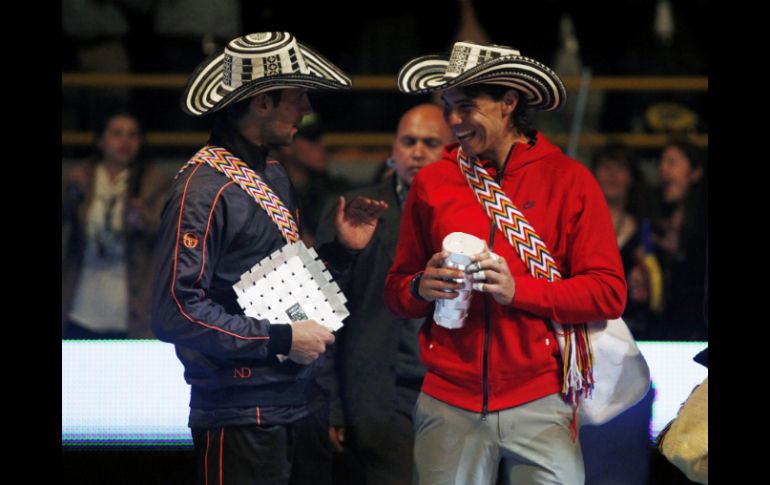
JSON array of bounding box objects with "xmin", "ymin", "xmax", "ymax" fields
[
  {"xmin": 62, "ymin": 111, "xmax": 169, "ymax": 339},
  {"xmin": 653, "ymin": 139, "xmax": 707, "ymax": 341}
]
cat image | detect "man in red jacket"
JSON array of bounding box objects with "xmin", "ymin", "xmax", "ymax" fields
[{"xmin": 385, "ymin": 41, "xmax": 626, "ymax": 484}]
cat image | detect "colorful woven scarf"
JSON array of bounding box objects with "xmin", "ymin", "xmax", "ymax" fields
[
  {"xmin": 456, "ymin": 147, "xmax": 594, "ymax": 406},
  {"xmin": 177, "ymin": 145, "xmax": 300, "ymax": 243}
]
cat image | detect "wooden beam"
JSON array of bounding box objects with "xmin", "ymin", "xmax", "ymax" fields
[
  {"xmin": 62, "ymin": 73, "xmax": 708, "ymax": 92},
  {"xmin": 62, "ymin": 131, "xmax": 708, "ymax": 149}
]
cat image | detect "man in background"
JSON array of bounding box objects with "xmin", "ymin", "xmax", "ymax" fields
[
  {"xmin": 278, "ymin": 114, "xmax": 353, "ymax": 245},
  {"xmin": 316, "ymin": 104, "xmax": 452, "ymax": 485}
]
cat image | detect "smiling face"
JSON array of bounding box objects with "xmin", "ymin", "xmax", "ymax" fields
[
  {"xmin": 391, "ymin": 104, "xmax": 453, "ymax": 185},
  {"xmin": 97, "ymin": 115, "xmax": 141, "ymax": 167},
  {"xmin": 441, "ymin": 87, "xmax": 519, "ymax": 162}
]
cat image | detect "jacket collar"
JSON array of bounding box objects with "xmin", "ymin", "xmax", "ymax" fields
[
  {"xmin": 443, "ymin": 131, "xmax": 562, "ymax": 175},
  {"xmin": 208, "ymin": 115, "xmax": 271, "ymax": 172}
]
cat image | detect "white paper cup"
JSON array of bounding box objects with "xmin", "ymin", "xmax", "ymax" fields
[
  {"xmin": 438, "ymin": 295, "xmax": 472, "ymax": 310},
  {"xmin": 443, "ymin": 232, "xmax": 486, "ymax": 264},
  {"xmin": 434, "ymin": 232, "xmax": 486, "ymax": 330},
  {"xmin": 434, "ymin": 316, "xmax": 466, "ymax": 330}
]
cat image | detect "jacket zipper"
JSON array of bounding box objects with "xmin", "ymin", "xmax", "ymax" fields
[
  {"xmin": 481, "ymin": 145, "xmax": 514, "ymax": 420},
  {"xmin": 481, "ymin": 230, "xmax": 494, "ymax": 420}
]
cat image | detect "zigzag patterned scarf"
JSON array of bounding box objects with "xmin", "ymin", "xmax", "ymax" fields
[
  {"xmin": 456, "ymin": 147, "xmax": 594, "ymax": 406},
  {"xmin": 177, "ymin": 145, "xmax": 300, "ymax": 243}
]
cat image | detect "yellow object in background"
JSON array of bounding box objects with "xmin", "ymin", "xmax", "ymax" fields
[
  {"xmin": 642, "ymin": 253, "xmax": 664, "ymax": 313},
  {"xmin": 658, "ymin": 377, "xmax": 708, "ymax": 484}
]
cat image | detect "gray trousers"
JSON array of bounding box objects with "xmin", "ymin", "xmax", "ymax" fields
[{"xmin": 413, "ymin": 393, "xmax": 584, "ymax": 485}]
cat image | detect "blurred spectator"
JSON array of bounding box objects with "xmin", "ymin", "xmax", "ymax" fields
[
  {"xmin": 316, "ymin": 104, "xmax": 452, "ymax": 485},
  {"xmin": 652, "ymin": 139, "xmax": 707, "ymax": 340},
  {"xmin": 594, "ymin": 144, "xmax": 645, "ymax": 264},
  {"xmin": 277, "ymin": 114, "xmax": 353, "ymax": 246},
  {"xmin": 62, "ymin": 111, "xmax": 170, "ymax": 339},
  {"xmin": 592, "ymin": 143, "xmax": 662, "ymax": 340}
]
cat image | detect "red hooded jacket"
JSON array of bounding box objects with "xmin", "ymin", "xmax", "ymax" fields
[{"xmin": 384, "ymin": 134, "xmax": 626, "ymax": 413}]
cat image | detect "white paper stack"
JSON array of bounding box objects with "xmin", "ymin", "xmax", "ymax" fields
[
  {"xmin": 233, "ymin": 242, "xmax": 349, "ymax": 332},
  {"xmin": 434, "ymin": 232, "xmax": 486, "ymax": 329}
]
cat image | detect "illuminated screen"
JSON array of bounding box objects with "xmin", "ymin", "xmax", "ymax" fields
[
  {"xmin": 640, "ymin": 341, "xmax": 708, "ymax": 437},
  {"xmin": 62, "ymin": 341, "xmax": 190, "ymax": 447},
  {"xmin": 61, "ymin": 341, "xmax": 707, "ymax": 447}
]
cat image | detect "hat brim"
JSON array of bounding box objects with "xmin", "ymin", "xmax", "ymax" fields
[
  {"xmin": 182, "ymin": 43, "xmax": 352, "ymax": 116},
  {"xmin": 398, "ymin": 54, "xmax": 566, "ymax": 112}
]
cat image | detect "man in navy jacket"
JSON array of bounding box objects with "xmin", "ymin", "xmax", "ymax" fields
[{"xmin": 152, "ymin": 32, "xmax": 386, "ymax": 484}]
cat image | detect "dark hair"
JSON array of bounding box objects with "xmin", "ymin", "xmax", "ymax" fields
[
  {"xmin": 592, "ymin": 142, "xmax": 639, "ymax": 172},
  {"xmin": 660, "ymin": 136, "xmax": 707, "ymax": 223},
  {"xmin": 221, "ymin": 90, "xmax": 285, "ymax": 122},
  {"xmin": 94, "ymin": 110, "xmax": 143, "ymax": 142},
  {"xmin": 661, "ymin": 138, "xmax": 706, "ymax": 172},
  {"xmin": 656, "ymin": 137, "xmax": 708, "ymax": 285},
  {"xmin": 458, "ymin": 84, "xmax": 537, "ymax": 142},
  {"xmin": 591, "ymin": 142, "xmax": 651, "ymax": 219},
  {"xmin": 92, "ymin": 110, "xmax": 149, "ymax": 197}
]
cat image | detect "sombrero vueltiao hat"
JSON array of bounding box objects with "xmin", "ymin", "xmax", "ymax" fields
[
  {"xmin": 398, "ymin": 41, "xmax": 567, "ymax": 112},
  {"xmin": 182, "ymin": 32, "xmax": 352, "ymax": 116}
]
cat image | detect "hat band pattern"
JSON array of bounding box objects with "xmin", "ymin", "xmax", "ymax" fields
[
  {"xmin": 446, "ymin": 45, "xmax": 471, "ymax": 77},
  {"xmin": 222, "ymin": 47, "xmax": 304, "ymax": 90},
  {"xmin": 446, "ymin": 45, "xmax": 510, "ymax": 79}
]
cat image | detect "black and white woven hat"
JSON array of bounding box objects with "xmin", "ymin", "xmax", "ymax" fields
[
  {"xmin": 398, "ymin": 41, "xmax": 566, "ymax": 112},
  {"xmin": 182, "ymin": 32, "xmax": 352, "ymax": 116}
]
